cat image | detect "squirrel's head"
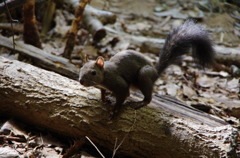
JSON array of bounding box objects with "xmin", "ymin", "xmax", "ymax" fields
[{"xmin": 79, "ymin": 56, "xmax": 105, "ymax": 87}]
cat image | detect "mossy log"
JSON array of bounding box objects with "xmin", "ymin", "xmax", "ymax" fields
[{"xmin": 0, "ymin": 56, "xmax": 238, "ymax": 158}]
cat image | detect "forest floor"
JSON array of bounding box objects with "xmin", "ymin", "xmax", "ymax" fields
[{"xmin": 0, "ymin": 0, "xmax": 239, "ymax": 157}]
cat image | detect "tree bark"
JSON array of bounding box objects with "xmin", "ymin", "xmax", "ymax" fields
[{"xmin": 0, "ymin": 56, "xmax": 238, "ymax": 158}]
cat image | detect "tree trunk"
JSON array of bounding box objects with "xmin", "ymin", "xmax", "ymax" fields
[{"xmin": 0, "ymin": 56, "xmax": 238, "ymax": 158}]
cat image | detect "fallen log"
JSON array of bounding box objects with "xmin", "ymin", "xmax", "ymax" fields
[
  {"xmin": 0, "ymin": 31, "xmax": 240, "ymax": 80},
  {"xmin": 104, "ymin": 26, "xmax": 165, "ymax": 55},
  {"xmin": 66, "ymin": 1, "xmax": 117, "ymax": 25},
  {"xmin": 0, "ymin": 35, "xmax": 79, "ymax": 79},
  {"xmin": 105, "ymin": 26, "xmax": 240, "ymax": 67},
  {"xmin": 66, "ymin": 1, "xmax": 116, "ymax": 42},
  {"xmin": 0, "ymin": 56, "xmax": 238, "ymax": 158},
  {"xmin": 83, "ymin": 11, "xmax": 107, "ymax": 42},
  {"xmin": 0, "ymin": 23, "xmax": 23, "ymax": 33},
  {"xmin": 214, "ymin": 45, "xmax": 240, "ymax": 67}
]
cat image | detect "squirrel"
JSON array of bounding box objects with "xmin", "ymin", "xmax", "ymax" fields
[{"xmin": 79, "ymin": 20, "xmax": 215, "ymax": 118}]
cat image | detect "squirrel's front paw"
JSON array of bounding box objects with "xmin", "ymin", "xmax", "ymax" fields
[
  {"xmin": 102, "ymin": 95, "xmax": 115, "ymax": 105},
  {"xmin": 126, "ymin": 101, "xmax": 147, "ymax": 109},
  {"xmin": 134, "ymin": 103, "xmax": 146, "ymax": 109},
  {"xmin": 108, "ymin": 109, "xmax": 119, "ymax": 120}
]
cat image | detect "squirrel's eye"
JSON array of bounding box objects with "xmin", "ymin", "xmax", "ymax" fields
[{"xmin": 91, "ymin": 71, "xmax": 96, "ymax": 76}]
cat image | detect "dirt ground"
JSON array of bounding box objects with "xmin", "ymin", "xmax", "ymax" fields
[{"xmin": 0, "ymin": 0, "xmax": 239, "ymax": 157}]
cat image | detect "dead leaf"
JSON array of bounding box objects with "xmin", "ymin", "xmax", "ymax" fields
[
  {"xmin": 127, "ymin": 22, "xmax": 152, "ymax": 32},
  {"xmin": 219, "ymin": 71, "xmax": 229, "ymax": 77},
  {"xmin": 82, "ymin": 45, "xmax": 98, "ymax": 56},
  {"xmin": 183, "ymin": 84, "xmax": 197, "ymax": 98},
  {"xmin": 54, "ymin": 10, "xmax": 71, "ymax": 36},
  {"xmin": 0, "ymin": 146, "xmax": 20, "ymax": 158},
  {"xmin": 226, "ymin": 78, "xmax": 239, "ymax": 93},
  {"xmin": 196, "ymin": 75, "xmax": 217, "ymax": 88},
  {"xmin": 154, "ymin": 9, "xmax": 188, "ymax": 19},
  {"xmin": 165, "ymin": 83, "xmax": 179, "ymax": 96},
  {"xmin": 0, "ymin": 120, "xmax": 28, "ymax": 137},
  {"xmin": 41, "ymin": 147, "xmax": 60, "ymax": 158}
]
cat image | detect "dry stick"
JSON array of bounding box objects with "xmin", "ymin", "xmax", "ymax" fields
[
  {"xmin": 23, "ymin": 0, "xmax": 42, "ymax": 49},
  {"xmin": 111, "ymin": 111, "xmax": 137, "ymax": 158},
  {"xmin": 0, "ymin": 23, "xmax": 23, "ymax": 33},
  {"xmin": 62, "ymin": 138, "xmax": 85, "ymax": 158},
  {"xmin": 0, "ymin": 35, "xmax": 79, "ymax": 79},
  {"xmin": 112, "ymin": 137, "xmax": 118, "ymax": 157},
  {"xmin": 85, "ymin": 136, "xmax": 105, "ymax": 158},
  {"xmin": 3, "ymin": 0, "xmax": 17, "ymax": 52},
  {"xmin": 63, "ymin": 0, "xmax": 90, "ymax": 59},
  {"xmin": 41, "ymin": 0, "xmax": 56, "ymax": 35},
  {"xmin": 159, "ymin": 15, "xmax": 171, "ymax": 27}
]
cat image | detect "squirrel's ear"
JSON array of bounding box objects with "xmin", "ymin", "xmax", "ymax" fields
[{"xmin": 95, "ymin": 56, "xmax": 104, "ymax": 68}]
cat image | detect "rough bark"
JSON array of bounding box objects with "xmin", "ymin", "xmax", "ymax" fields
[{"xmin": 0, "ymin": 56, "xmax": 238, "ymax": 158}]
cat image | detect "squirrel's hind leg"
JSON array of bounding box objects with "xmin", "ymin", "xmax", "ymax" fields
[{"xmin": 134, "ymin": 65, "xmax": 158, "ymax": 109}]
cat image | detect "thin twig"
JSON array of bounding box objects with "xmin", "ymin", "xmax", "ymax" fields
[
  {"xmin": 113, "ymin": 137, "xmax": 118, "ymax": 156},
  {"xmin": 159, "ymin": 15, "xmax": 171, "ymax": 27},
  {"xmin": 85, "ymin": 136, "xmax": 105, "ymax": 158},
  {"xmin": 112, "ymin": 111, "xmax": 137, "ymax": 158},
  {"xmin": 3, "ymin": 0, "xmax": 18, "ymax": 52}
]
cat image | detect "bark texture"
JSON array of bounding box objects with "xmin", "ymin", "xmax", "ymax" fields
[{"xmin": 0, "ymin": 57, "xmax": 238, "ymax": 158}]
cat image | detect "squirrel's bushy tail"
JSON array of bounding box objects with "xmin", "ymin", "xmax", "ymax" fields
[{"xmin": 157, "ymin": 20, "xmax": 215, "ymax": 75}]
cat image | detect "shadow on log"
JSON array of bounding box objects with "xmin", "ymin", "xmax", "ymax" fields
[{"xmin": 0, "ymin": 56, "xmax": 238, "ymax": 158}]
